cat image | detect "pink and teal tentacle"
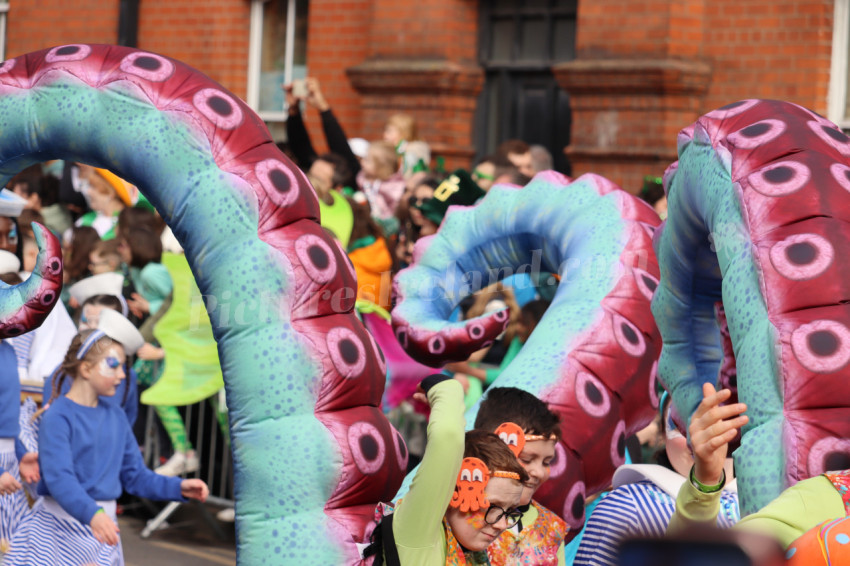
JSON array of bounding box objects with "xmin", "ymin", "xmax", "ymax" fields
[
  {"xmin": 393, "ymin": 172, "xmax": 662, "ymax": 531},
  {"xmin": 654, "ymin": 99, "xmax": 850, "ymax": 514},
  {"xmin": 0, "ymin": 44, "xmax": 405, "ymax": 564},
  {"xmin": 0, "ymin": 222, "xmax": 63, "ymax": 338}
]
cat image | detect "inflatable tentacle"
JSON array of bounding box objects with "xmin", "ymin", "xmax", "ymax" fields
[
  {"xmin": 0, "ymin": 222, "xmax": 63, "ymax": 338},
  {"xmin": 0, "ymin": 45, "xmax": 404, "ymax": 563},
  {"xmin": 393, "ymin": 172, "xmax": 662, "ymax": 531},
  {"xmin": 653, "ymin": 99, "xmax": 850, "ymax": 514}
]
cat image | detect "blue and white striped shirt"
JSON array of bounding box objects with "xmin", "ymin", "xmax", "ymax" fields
[{"xmin": 573, "ymin": 480, "xmax": 739, "ymax": 566}]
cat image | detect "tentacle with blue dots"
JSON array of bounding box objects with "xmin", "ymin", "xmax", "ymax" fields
[
  {"xmin": 653, "ymin": 99, "xmax": 850, "ymax": 514},
  {"xmin": 393, "ymin": 171, "xmax": 662, "ymax": 531},
  {"xmin": 0, "ymin": 44, "xmax": 405, "ymax": 564},
  {"xmin": 0, "ymin": 222, "xmax": 63, "ymax": 338}
]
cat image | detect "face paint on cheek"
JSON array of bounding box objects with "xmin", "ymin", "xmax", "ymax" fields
[
  {"xmin": 98, "ymin": 357, "xmax": 119, "ymax": 377},
  {"xmin": 464, "ymin": 512, "xmax": 486, "ymax": 530},
  {"xmin": 98, "ymin": 347, "xmax": 124, "ymax": 378}
]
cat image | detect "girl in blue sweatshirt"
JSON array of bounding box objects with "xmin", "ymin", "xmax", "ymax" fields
[
  {"xmin": 4, "ymin": 328, "xmax": 209, "ymax": 565},
  {"xmin": 0, "ymin": 339, "xmax": 29, "ymax": 554}
]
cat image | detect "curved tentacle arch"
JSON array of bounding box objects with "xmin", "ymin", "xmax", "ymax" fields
[
  {"xmin": 0, "ymin": 223, "xmax": 63, "ymax": 338},
  {"xmin": 392, "ymin": 172, "xmax": 662, "ymax": 531},
  {"xmin": 0, "ymin": 44, "xmax": 405, "ymax": 564},
  {"xmin": 653, "ymin": 99, "xmax": 850, "ymax": 514}
]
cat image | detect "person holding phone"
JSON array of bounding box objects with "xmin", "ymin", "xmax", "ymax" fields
[{"xmin": 283, "ymin": 76, "xmax": 361, "ymax": 188}]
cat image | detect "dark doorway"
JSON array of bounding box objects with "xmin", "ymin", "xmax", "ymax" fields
[{"xmin": 475, "ymin": 0, "xmax": 578, "ymax": 174}]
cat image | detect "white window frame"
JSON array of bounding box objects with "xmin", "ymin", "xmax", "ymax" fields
[
  {"xmin": 0, "ymin": 2, "xmax": 9, "ymax": 62},
  {"xmin": 828, "ymin": 0, "xmax": 850, "ymax": 129},
  {"xmin": 246, "ymin": 0, "xmax": 302, "ymax": 123}
]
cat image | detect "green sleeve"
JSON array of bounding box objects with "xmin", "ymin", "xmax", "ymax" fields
[
  {"xmin": 392, "ymin": 379, "xmax": 465, "ymax": 551},
  {"xmin": 668, "ymin": 475, "xmax": 845, "ymax": 548},
  {"xmin": 484, "ymin": 337, "xmax": 523, "ymax": 386},
  {"xmin": 557, "ymin": 543, "xmax": 565, "ymax": 566}
]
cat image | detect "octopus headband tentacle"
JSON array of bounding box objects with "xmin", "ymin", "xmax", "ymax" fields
[
  {"xmin": 653, "ymin": 99, "xmax": 850, "ymax": 515},
  {"xmin": 0, "ymin": 44, "xmax": 405, "ymax": 564},
  {"xmin": 393, "ymin": 172, "xmax": 662, "ymax": 532},
  {"xmin": 0, "ymin": 222, "xmax": 63, "ymax": 338}
]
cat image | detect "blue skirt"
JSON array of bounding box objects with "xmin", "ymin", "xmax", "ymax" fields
[
  {"xmin": 0, "ymin": 446, "xmax": 29, "ymax": 553},
  {"xmin": 3, "ymin": 497, "xmax": 123, "ymax": 565}
]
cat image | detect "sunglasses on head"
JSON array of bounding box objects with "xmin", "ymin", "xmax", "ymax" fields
[
  {"xmin": 472, "ymin": 169, "xmax": 495, "ymax": 182},
  {"xmin": 408, "ymin": 195, "xmax": 432, "ymax": 208}
]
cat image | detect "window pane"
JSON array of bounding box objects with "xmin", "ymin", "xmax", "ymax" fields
[
  {"xmin": 520, "ymin": 0, "xmax": 550, "ymax": 12},
  {"xmin": 553, "ymin": 18, "xmax": 576, "ymax": 62},
  {"xmin": 490, "ymin": 19, "xmax": 515, "ymax": 62},
  {"xmin": 493, "ymin": 0, "xmax": 518, "ymax": 12},
  {"xmin": 259, "ymin": 0, "xmax": 309, "ymax": 114},
  {"xmin": 293, "ymin": 0, "xmax": 309, "ymax": 66},
  {"xmin": 520, "ymin": 18, "xmax": 548, "ymax": 61}
]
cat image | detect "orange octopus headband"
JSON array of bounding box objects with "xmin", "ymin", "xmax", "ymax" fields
[
  {"xmin": 496, "ymin": 421, "xmax": 557, "ymax": 457},
  {"xmin": 450, "ymin": 457, "xmax": 521, "ymax": 513}
]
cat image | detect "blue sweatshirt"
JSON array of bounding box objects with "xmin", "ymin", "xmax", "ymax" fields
[
  {"xmin": 0, "ymin": 341, "xmax": 20, "ymax": 475},
  {"xmin": 37, "ymin": 396, "xmax": 184, "ymax": 525},
  {"xmin": 42, "ymin": 364, "xmax": 139, "ymax": 427}
]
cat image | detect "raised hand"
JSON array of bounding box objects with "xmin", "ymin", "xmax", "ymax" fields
[
  {"xmin": 305, "ymin": 77, "xmax": 329, "ymax": 112},
  {"xmin": 689, "ymin": 383, "xmax": 748, "ymax": 485}
]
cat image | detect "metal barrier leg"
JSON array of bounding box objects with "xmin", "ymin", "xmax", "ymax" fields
[
  {"xmin": 140, "ymin": 501, "xmax": 182, "ymax": 539},
  {"xmin": 138, "ymin": 392, "xmax": 235, "ymax": 540}
]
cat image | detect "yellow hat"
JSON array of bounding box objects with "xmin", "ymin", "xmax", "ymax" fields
[{"xmin": 93, "ymin": 168, "xmax": 136, "ymax": 206}]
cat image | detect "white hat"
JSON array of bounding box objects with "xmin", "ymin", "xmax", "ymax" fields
[
  {"xmin": 0, "ymin": 250, "xmax": 21, "ymax": 274},
  {"xmin": 98, "ymin": 308, "xmax": 144, "ymax": 355},
  {"xmin": 68, "ymin": 272, "xmax": 124, "ymax": 305},
  {"xmin": 348, "ymin": 138, "xmax": 369, "ymax": 160},
  {"xmin": 0, "ymin": 188, "xmax": 27, "ymax": 218}
]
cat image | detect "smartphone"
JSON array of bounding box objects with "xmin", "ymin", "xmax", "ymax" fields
[
  {"xmin": 292, "ymin": 79, "xmax": 308, "ymax": 99},
  {"xmin": 618, "ymin": 539, "xmax": 755, "ymax": 566}
]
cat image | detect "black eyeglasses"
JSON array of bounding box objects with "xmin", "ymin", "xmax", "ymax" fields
[{"xmin": 484, "ymin": 505, "xmax": 522, "ymax": 528}]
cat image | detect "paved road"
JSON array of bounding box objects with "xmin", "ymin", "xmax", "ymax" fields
[{"xmin": 121, "ymin": 502, "xmax": 236, "ymax": 566}]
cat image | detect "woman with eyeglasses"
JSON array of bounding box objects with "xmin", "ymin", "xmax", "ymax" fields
[
  {"xmin": 5, "ymin": 329, "xmax": 209, "ymax": 564},
  {"xmin": 363, "ymin": 375, "xmax": 528, "ymax": 565}
]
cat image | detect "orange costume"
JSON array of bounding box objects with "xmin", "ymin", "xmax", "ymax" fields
[{"xmin": 348, "ymin": 236, "xmax": 392, "ymax": 310}]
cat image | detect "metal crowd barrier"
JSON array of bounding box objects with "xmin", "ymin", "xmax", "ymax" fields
[{"xmin": 139, "ymin": 390, "xmax": 234, "ymax": 539}]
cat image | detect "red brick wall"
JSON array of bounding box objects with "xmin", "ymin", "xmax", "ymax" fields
[
  {"xmin": 577, "ymin": 0, "xmax": 673, "ymax": 58},
  {"xmin": 138, "ymin": 0, "xmax": 252, "ymax": 99},
  {"xmin": 702, "ymin": 0, "xmax": 833, "ymax": 116},
  {"xmin": 366, "ymin": 0, "xmax": 478, "ymax": 62},
  {"xmin": 6, "ymin": 1, "xmax": 251, "ymax": 100},
  {"xmin": 301, "ymin": 0, "xmax": 372, "ymax": 153},
  {"xmin": 7, "ymin": 3, "xmax": 120, "ymax": 57},
  {"xmin": 345, "ymin": 0, "xmax": 483, "ymax": 170},
  {"xmin": 562, "ymin": 0, "xmax": 835, "ymax": 192}
]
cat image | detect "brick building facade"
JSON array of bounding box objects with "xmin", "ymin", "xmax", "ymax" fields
[{"xmin": 5, "ymin": 0, "xmax": 849, "ymax": 193}]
